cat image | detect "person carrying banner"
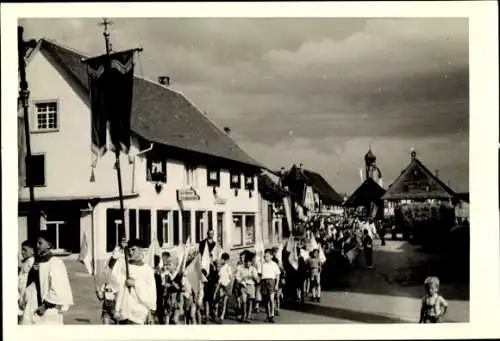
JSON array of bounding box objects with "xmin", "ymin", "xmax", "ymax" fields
[{"xmin": 113, "ymin": 239, "xmax": 156, "ymax": 324}]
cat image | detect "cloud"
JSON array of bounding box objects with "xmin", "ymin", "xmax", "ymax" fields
[{"xmin": 18, "ymin": 17, "xmax": 469, "ymax": 192}]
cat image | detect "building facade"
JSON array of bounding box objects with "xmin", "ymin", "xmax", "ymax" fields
[{"xmin": 18, "ymin": 39, "xmax": 262, "ymax": 262}]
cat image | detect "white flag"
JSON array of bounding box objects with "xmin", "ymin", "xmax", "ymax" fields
[{"xmin": 78, "ymin": 233, "xmax": 93, "ymax": 276}]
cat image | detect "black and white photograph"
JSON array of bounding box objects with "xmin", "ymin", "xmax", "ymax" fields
[{"xmin": 2, "ymin": 1, "xmax": 499, "ymax": 340}]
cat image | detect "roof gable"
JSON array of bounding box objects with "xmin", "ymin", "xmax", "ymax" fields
[
  {"xmin": 37, "ymin": 39, "xmax": 261, "ymax": 168},
  {"xmin": 382, "ymin": 158, "xmax": 455, "ymax": 200},
  {"xmin": 281, "ymin": 165, "xmax": 343, "ymax": 206},
  {"xmin": 344, "ymin": 178, "xmax": 386, "ymax": 207}
]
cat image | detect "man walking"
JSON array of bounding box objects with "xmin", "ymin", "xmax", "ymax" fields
[
  {"xmin": 362, "ymin": 229, "xmax": 374, "ymax": 269},
  {"xmin": 112, "ymin": 239, "xmax": 157, "ymax": 324}
]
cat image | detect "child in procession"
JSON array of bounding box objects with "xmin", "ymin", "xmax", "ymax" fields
[
  {"xmin": 162, "ymin": 256, "xmax": 182, "ymax": 324},
  {"xmin": 419, "ymin": 276, "xmax": 448, "ymax": 323},
  {"xmin": 271, "ymin": 247, "xmax": 284, "ymax": 316},
  {"xmin": 213, "ymin": 253, "xmax": 232, "ymax": 324},
  {"xmin": 234, "ymin": 250, "xmax": 248, "ymax": 319},
  {"xmin": 181, "ymin": 272, "xmax": 197, "ymax": 325},
  {"xmin": 307, "ymin": 248, "xmax": 322, "ymax": 302},
  {"xmin": 18, "ymin": 240, "xmax": 36, "ymax": 324},
  {"xmin": 235, "ymin": 252, "xmax": 259, "ymax": 323},
  {"xmin": 261, "ymin": 249, "xmax": 281, "ymax": 323}
]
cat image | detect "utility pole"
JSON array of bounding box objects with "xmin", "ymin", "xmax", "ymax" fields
[{"xmin": 18, "ymin": 26, "xmax": 39, "ymax": 240}]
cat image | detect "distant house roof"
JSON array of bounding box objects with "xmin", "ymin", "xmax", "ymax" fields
[
  {"xmin": 382, "ymin": 157, "xmax": 455, "ymax": 200},
  {"xmin": 38, "ymin": 39, "xmax": 261, "ymax": 168},
  {"xmin": 258, "ymin": 173, "xmax": 289, "ymax": 202},
  {"xmin": 344, "ymin": 178, "xmax": 386, "ymax": 208},
  {"xmin": 282, "ymin": 165, "xmax": 343, "ymax": 206}
]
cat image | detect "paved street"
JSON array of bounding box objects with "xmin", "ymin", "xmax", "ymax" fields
[{"xmin": 62, "ymin": 239, "xmax": 469, "ymax": 325}]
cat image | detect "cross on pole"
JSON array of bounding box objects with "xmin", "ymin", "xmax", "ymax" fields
[{"xmin": 99, "ymin": 18, "xmax": 113, "ymax": 54}]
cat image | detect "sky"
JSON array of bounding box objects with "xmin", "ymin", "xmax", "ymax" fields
[{"xmin": 19, "ymin": 18, "xmax": 469, "ymax": 194}]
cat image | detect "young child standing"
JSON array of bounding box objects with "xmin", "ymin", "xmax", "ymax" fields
[
  {"xmin": 18, "ymin": 240, "xmax": 36, "ymax": 324},
  {"xmin": 260, "ymin": 249, "xmax": 281, "ymax": 323},
  {"xmin": 96, "ymin": 282, "xmax": 118, "ymax": 324},
  {"xmin": 307, "ymin": 249, "xmax": 322, "ymax": 302},
  {"xmin": 235, "ymin": 253, "xmax": 259, "ymax": 323},
  {"xmin": 419, "ymin": 276, "xmax": 448, "ymax": 323},
  {"xmin": 213, "ymin": 253, "xmax": 232, "ymax": 324},
  {"xmin": 163, "ymin": 258, "xmax": 181, "ymax": 324},
  {"xmin": 271, "ymin": 247, "xmax": 284, "ymax": 316},
  {"xmin": 234, "ymin": 250, "xmax": 247, "ymax": 319}
]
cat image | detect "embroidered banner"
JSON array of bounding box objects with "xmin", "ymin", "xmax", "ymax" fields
[{"xmin": 84, "ymin": 49, "xmax": 136, "ymax": 158}]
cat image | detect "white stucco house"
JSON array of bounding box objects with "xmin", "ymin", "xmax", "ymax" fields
[{"xmin": 18, "ymin": 39, "xmax": 263, "ymax": 264}]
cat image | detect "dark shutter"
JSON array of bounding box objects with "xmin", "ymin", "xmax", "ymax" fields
[
  {"xmin": 173, "ymin": 211, "xmax": 180, "ymax": 245},
  {"xmin": 129, "ymin": 209, "xmax": 137, "ymax": 241},
  {"xmin": 26, "ymin": 154, "xmax": 45, "ymax": 187},
  {"xmin": 139, "ymin": 209, "xmax": 151, "ymax": 247}
]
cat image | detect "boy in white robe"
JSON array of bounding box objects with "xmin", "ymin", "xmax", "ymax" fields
[
  {"xmin": 112, "ymin": 239, "xmax": 156, "ymax": 324},
  {"xmin": 31, "ymin": 232, "xmax": 74, "ymax": 325}
]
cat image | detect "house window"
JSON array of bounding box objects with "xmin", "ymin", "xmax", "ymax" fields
[
  {"xmin": 182, "ymin": 211, "xmax": 191, "ymax": 244},
  {"xmin": 156, "ymin": 210, "xmax": 170, "ymax": 246},
  {"xmin": 129, "ymin": 209, "xmax": 137, "ymax": 240},
  {"xmin": 139, "ymin": 209, "xmax": 152, "ymax": 247},
  {"xmin": 217, "ymin": 212, "xmax": 224, "ymax": 247},
  {"xmin": 45, "ymin": 221, "xmax": 67, "ymax": 252},
  {"xmin": 244, "ymin": 174, "xmax": 255, "ymax": 190},
  {"xmin": 230, "ymin": 171, "xmax": 241, "ymax": 189},
  {"xmin": 232, "ymin": 214, "xmax": 243, "ymax": 247},
  {"xmin": 184, "ymin": 164, "xmax": 197, "ymax": 187},
  {"xmin": 208, "ymin": 211, "xmax": 213, "ymax": 231},
  {"xmin": 173, "ymin": 211, "xmax": 180, "ymax": 245},
  {"xmin": 146, "ymin": 158, "xmax": 167, "ymax": 183},
  {"xmin": 232, "ymin": 213, "xmax": 256, "ymax": 248},
  {"xmin": 245, "ymin": 215, "xmax": 256, "ymax": 245},
  {"xmin": 207, "ymin": 167, "xmax": 220, "ymax": 187},
  {"xmin": 26, "ymin": 154, "xmax": 46, "ymax": 187},
  {"xmin": 34, "ymin": 101, "xmax": 58, "ymax": 131},
  {"xmin": 106, "ymin": 208, "xmax": 124, "ymax": 252},
  {"xmin": 195, "ymin": 211, "xmax": 204, "ymax": 243}
]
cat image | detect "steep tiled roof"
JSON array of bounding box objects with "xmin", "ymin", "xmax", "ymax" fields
[
  {"xmin": 302, "ymin": 169, "xmax": 344, "ymax": 205},
  {"xmin": 282, "ymin": 165, "xmax": 343, "ymax": 206},
  {"xmin": 382, "ymin": 157, "xmax": 455, "ymax": 200},
  {"xmin": 38, "ymin": 39, "xmax": 261, "ymax": 168},
  {"xmin": 344, "ymin": 178, "xmax": 386, "ymax": 207}
]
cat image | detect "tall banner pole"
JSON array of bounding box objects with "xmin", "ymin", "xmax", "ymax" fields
[{"xmin": 100, "ymin": 18, "xmax": 130, "ymax": 278}]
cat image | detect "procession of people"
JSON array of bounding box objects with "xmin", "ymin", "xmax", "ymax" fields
[{"xmin": 18, "ymin": 213, "xmax": 450, "ymax": 325}]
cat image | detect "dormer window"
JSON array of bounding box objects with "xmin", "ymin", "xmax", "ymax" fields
[
  {"xmin": 147, "ymin": 158, "xmax": 167, "ymax": 183},
  {"xmin": 207, "ymin": 167, "xmax": 220, "ymax": 187},
  {"xmin": 230, "ymin": 171, "xmax": 241, "ymax": 189},
  {"xmin": 34, "ymin": 101, "xmax": 59, "ymax": 132},
  {"xmin": 244, "ymin": 174, "xmax": 255, "ymax": 190}
]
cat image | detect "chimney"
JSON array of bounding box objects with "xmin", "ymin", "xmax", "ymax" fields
[
  {"xmin": 158, "ymin": 76, "xmax": 170, "ymax": 86},
  {"xmin": 223, "ymin": 127, "xmax": 231, "ymax": 135},
  {"xmin": 435, "ymin": 170, "xmax": 439, "ymax": 178}
]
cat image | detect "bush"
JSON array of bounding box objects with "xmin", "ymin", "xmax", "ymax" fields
[{"xmin": 396, "ymin": 202, "xmax": 455, "ymax": 250}]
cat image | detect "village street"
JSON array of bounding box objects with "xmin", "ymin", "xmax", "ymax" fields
[{"xmin": 63, "ymin": 238, "xmax": 469, "ymax": 325}]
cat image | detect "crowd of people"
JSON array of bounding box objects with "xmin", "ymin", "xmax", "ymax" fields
[{"xmin": 17, "ymin": 215, "xmax": 449, "ymax": 325}]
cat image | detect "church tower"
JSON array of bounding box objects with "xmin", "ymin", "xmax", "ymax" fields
[{"xmin": 362, "ymin": 146, "xmax": 383, "ymax": 187}]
